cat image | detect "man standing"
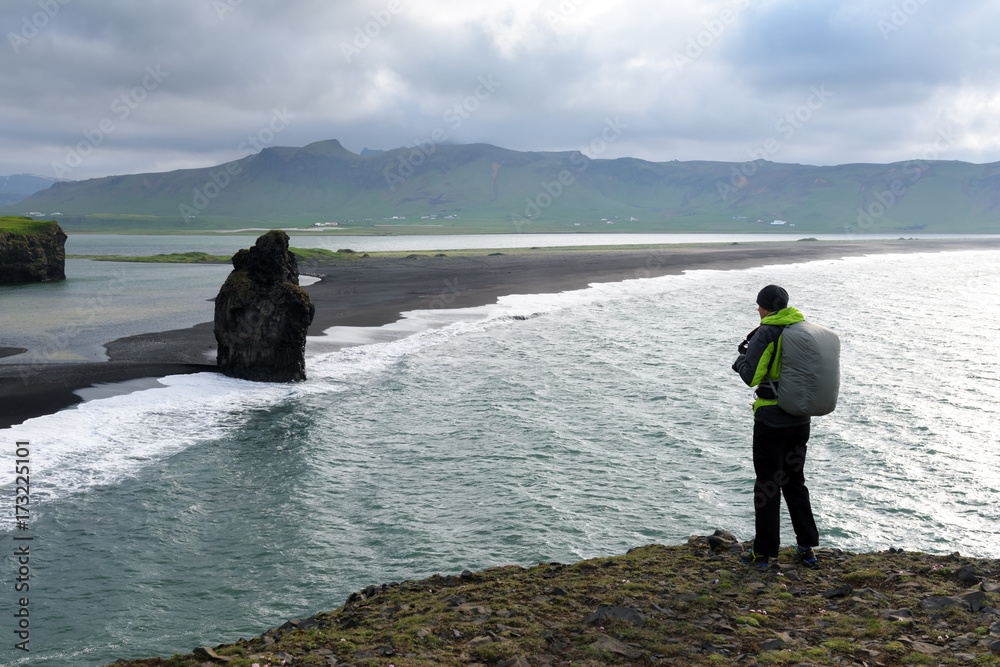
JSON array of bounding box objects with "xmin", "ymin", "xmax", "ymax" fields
[{"xmin": 732, "ymin": 284, "xmax": 819, "ymax": 568}]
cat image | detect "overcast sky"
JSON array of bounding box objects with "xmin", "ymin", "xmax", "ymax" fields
[{"xmin": 2, "ymin": 0, "xmax": 999, "ymax": 181}]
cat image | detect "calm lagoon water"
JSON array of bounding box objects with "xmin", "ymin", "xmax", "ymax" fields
[
  {"xmin": 1, "ymin": 247, "xmax": 999, "ymax": 665},
  {"xmin": 66, "ymin": 231, "xmax": 1000, "ymax": 256},
  {"xmin": 0, "ymin": 259, "xmax": 231, "ymax": 362}
]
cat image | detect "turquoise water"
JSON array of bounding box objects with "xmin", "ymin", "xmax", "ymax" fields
[{"xmin": 2, "ymin": 248, "xmax": 1000, "ymax": 665}]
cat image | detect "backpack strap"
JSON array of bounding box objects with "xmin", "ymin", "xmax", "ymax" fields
[{"xmin": 764, "ymin": 326, "xmax": 785, "ymax": 398}]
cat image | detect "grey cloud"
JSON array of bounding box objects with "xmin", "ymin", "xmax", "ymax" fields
[{"xmin": 1, "ymin": 0, "xmax": 998, "ymax": 179}]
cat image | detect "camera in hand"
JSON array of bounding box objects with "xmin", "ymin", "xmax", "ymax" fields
[{"xmin": 737, "ymin": 326, "xmax": 759, "ymax": 355}]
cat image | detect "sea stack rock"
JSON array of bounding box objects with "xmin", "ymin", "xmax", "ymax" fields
[
  {"xmin": 214, "ymin": 230, "xmax": 315, "ymax": 382},
  {"xmin": 0, "ymin": 217, "xmax": 67, "ymax": 283}
]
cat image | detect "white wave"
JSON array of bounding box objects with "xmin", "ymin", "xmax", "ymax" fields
[{"xmin": 0, "ymin": 373, "xmax": 292, "ymax": 528}]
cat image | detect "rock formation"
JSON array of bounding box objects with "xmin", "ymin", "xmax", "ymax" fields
[
  {"xmin": 214, "ymin": 230, "xmax": 315, "ymax": 382},
  {"xmin": 0, "ymin": 217, "xmax": 66, "ymax": 283}
]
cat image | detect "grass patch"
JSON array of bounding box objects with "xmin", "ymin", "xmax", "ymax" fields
[
  {"xmin": 67, "ymin": 247, "xmax": 360, "ymax": 264},
  {"xmin": 844, "ymin": 568, "xmax": 885, "ymax": 586},
  {"xmin": 734, "ymin": 615, "xmax": 761, "ymax": 628},
  {"xmin": 821, "ymin": 638, "xmax": 859, "ymax": 655},
  {"xmin": 68, "ymin": 251, "xmax": 232, "ymax": 263},
  {"xmin": 469, "ymin": 641, "xmax": 516, "ymax": 662},
  {"xmin": 0, "ymin": 216, "xmax": 61, "ymax": 235},
  {"xmin": 860, "ymin": 617, "xmax": 892, "ymax": 639}
]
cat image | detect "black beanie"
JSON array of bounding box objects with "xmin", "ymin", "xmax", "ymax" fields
[{"xmin": 756, "ymin": 284, "xmax": 789, "ymax": 311}]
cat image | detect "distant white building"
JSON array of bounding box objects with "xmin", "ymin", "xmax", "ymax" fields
[{"xmin": 771, "ymin": 220, "xmax": 787, "ymax": 225}]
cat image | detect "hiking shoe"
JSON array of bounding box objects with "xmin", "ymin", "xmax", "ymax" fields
[
  {"xmin": 796, "ymin": 544, "xmax": 818, "ymax": 568},
  {"xmin": 740, "ymin": 548, "xmax": 769, "ymax": 568}
]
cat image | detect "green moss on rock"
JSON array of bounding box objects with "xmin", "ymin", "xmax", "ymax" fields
[{"xmin": 0, "ymin": 216, "xmax": 67, "ymax": 283}]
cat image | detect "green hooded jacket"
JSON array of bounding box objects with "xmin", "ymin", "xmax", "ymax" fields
[{"xmin": 734, "ymin": 307, "xmax": 808, "ymax": 421}]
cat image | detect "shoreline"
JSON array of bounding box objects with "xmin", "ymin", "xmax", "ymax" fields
[{"xmin": 4, "ymin": 237, "xmax": 1000, "ymax": 429}]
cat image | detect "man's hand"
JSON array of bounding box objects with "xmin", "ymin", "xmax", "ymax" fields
[
  {"xmin": 738, "ymin": 326, "xmax": 759, "ymax": 354},
  {"xmin": 732, "ymin": 354, "xmax": 745, "ymax": 373}
]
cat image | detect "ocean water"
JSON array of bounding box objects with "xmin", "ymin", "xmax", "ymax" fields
[{"xmin": 2, "ymin": 248, "xmax": 1000, "ymax": 665}]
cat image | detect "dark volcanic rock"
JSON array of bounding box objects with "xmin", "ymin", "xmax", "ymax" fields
[
  {"xmin": 759, "ymin": 637, "xmax": 788, "ymax": 651},
  {"xmin": 879, "ymin": 608, "xmax": 915, "ymax": 623},
  {"xmin": 214, "ymin": 230, "xmax": 315, "ymax": 382},
  {"xmin": 0, "ymin": 218, "xmax": 66, "ymax": 283},
  {"xmin": 919, "ymin": 595, "xmax": 971, "ymax": 611},
  {"xmin": 957, "ymin": 566, "xmax": 981, "ymax": 584},
  {"xmin": 582, "ymin": 604, "xmax": 647, "ymax": 625},
  {"xmin": 822, "ymin": 585, "xmax": 853, "ymax": 599},
  {"xmin": 590, "ymin": 634, "xmax": 642, "ymax": 659},
  {"xmin": 707, "ymin": 529, "xmax": 739, "ymax": 551}
]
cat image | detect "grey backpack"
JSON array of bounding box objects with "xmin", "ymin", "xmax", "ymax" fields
[{"xmin": 766, "ymin": 321, "xmax": 840, "ymax": 416}]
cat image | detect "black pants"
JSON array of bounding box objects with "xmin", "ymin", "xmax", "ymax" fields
[{"xmin": 751, "ymin": 421, "xmax": 819, "ymax": 557}]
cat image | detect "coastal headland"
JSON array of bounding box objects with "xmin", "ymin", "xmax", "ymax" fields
[
  {"xmin": 3, "ymin": 237, "xmax": 1000, "ymax": 429},
  {"xmin": 104, "ymin": 532, "xmax": 1000, "ymax": 666},
  {"xmin": 0, "ymin": 215, "xmax": 66, "ymax": 283}
]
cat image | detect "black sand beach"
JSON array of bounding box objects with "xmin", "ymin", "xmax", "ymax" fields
[{"xmin": 3, "ymin": 238, "xmax": 999, "ymax": 429}]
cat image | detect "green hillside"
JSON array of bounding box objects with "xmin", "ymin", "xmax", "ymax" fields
[{"xmin": 6, "ymin": 140, "xmax": 1000, "ymax": 233}]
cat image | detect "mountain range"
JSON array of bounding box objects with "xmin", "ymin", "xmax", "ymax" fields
[
  {"xmin": 5, "ymin": 139, "xmax": 1000, "ymax": 233},
  {"xmin": 0, "ymin": 173, "xmax": 71, "ymax": 206}
]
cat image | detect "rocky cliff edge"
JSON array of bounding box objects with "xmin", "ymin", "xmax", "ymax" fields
[
  {"xmin": 0, "ymin": 216, "xmax": 66, "ymax": 283},
  {"xmin": 105, "ymin": 531, "xmax": 1000, "ymax": 666}
]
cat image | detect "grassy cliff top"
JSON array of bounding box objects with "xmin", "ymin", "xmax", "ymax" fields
[
  {"xmin": 0, "ymin": 215, "xmax": 61, "ymax": 235},
  {"xmin": 105, "ymin": 534, "xmax": 1000, "ymax": 666}
]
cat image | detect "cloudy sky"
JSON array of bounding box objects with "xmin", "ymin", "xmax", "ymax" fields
[{"xmin": 2, "ymin": 0, "xmax": 999, "ymax": 181}]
